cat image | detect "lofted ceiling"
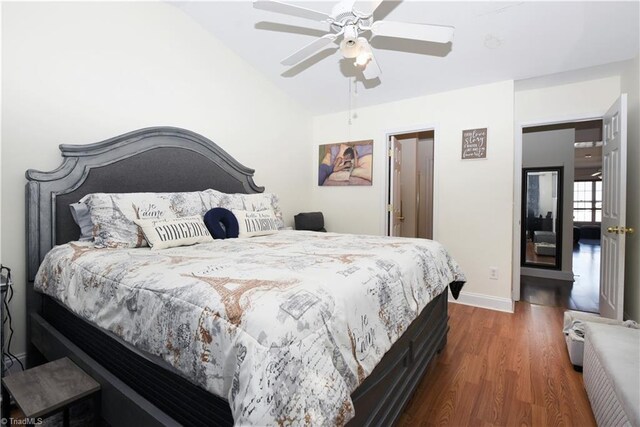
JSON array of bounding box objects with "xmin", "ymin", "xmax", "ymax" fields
[{"xmin": 173, "ymin": 1, "xmax": 640, "ymax": 114}]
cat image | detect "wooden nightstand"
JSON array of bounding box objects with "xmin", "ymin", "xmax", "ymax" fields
[{"xmin": 1, "ymin": 357, "xmax": 100, "ymax": 426}]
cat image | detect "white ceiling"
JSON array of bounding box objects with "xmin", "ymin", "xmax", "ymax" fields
[{"xmin": 173, "ymin": 1, "xmax": 640, "ymax": 114}]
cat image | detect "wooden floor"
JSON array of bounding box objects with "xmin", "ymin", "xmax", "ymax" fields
[
  {"xmin": 570, "ymin": 239, "xmax": 600, "ymax": 313},
  {"xmin": 398, "ymin": 301, "xmax": 596, "ymax": 426},
  {"xmin": 521, "ymin": 239, "xmax": 600, "ymax": 313},
  {"xmin": 525, "ymin": 241, "xmax": 557, "ymax": 266}
]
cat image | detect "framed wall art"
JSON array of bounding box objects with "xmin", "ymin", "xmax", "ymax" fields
[
  {"xmin": 318, "ymin": 140, "xmax": 373, "ymax": 186},
  {"xmin": 461, "ymin": 128, "xmax": 487, "ymax": 159}
]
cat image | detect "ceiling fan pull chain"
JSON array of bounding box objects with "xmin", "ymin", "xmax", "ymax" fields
[
  {"xmin": 348, "ymin": 78, "xmax": 353, "ymax": 130},
  {"xmin": 352, "ymin": 77, "xmax": 359, "ymax": 120}
]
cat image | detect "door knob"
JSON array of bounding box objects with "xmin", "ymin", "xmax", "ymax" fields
[
  {"xmin": 607, "ymin": 226, "xmax": 635, "ymax": 234},
  {"xmin": 398, "ymin": 216, "xmax": 405, "ymax": 221}
]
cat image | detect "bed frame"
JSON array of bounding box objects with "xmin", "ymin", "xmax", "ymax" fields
[{"xmin": 25, "ymin": 127, "xmax": 450, "ymax": 426}]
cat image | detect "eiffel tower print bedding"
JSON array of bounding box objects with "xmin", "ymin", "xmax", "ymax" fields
[{"xmin": 35, "ymin": 230, "xmax": 465, "ymax": 426}]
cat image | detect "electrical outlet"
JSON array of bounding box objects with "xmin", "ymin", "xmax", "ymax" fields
[{"xmin": 489, "ymin": 267, "xmax": 499, "ymax": 280}]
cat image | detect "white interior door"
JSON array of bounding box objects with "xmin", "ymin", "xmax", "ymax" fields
[
  {"xmin": 600, "ymin": 94, "xmax": 628, "ymax": 320},
  {"xmin": 389, "ymin": 136, "xmax": 403, "ymax": 237}
]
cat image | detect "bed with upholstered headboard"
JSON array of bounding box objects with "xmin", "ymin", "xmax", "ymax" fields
[{"xmin": 25, "ymin": 127, "xmax": 462, "ymax": 426}]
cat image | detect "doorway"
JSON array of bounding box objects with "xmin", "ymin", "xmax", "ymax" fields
[
  {"xmin": 513, "ymin": 95, "xmax": 628, "ymax": 319},
  {"xmin": 519, "ymin": 119, "xmax": 605, "ymax": 313},
  {"xmin": 572, "ymin": 122, "xmax": 604, "ymax": 313},
  {"xmin": 386, "ymin": 130, "xmax": 434, "ymax": 238}
]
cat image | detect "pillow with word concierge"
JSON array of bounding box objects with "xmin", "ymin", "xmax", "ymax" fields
[
  {"xmin": 232, "ymin": 209, "xmax": 279, "ymax": 238},
  {"xmin": 134, "ymin": 216, "xmax": 213, "ymax": 250}
]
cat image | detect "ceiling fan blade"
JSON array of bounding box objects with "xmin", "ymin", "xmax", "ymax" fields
[
  {"xmin": 281, "ymin": 34, "xmax": 337, "ymax": 66},
  {"xmin": 253, "ymin": 0, "xmax": 333, "ymax": 22},
  {"xmin": 371, "ymin": 21, "xmax": 455, "ymax": 43},
  {"xmin": 352, "ymin": 0, "xmax": 384, "ymax": 17}
]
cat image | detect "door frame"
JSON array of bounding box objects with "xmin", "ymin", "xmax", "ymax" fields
[
  {"xmin": 382, "ymin": 124, "xmax": 439, "ymax": 239},
  {"xmin": 513, "ymin": 112, "xmax": 605, "ymax": 301}
]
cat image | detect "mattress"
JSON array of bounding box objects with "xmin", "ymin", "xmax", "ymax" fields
[
  {"xmin": 583, "ymin": 322, "xmax": 640, "ymax": 427},
  {"xmin": 35, "ymin": 230, "xmax": 465, "ymax": 426}
]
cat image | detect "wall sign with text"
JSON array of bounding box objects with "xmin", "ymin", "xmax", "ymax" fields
[{"xmin": 461, "ymin": 128, "xmax": 487, "ymax": 159}]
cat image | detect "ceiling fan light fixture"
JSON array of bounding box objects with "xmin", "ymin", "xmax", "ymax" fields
[
  {"xmin": 354, "ymin": 51, "xmax": 371, "ymax": 66},
  {"xmin": 340, "ymin": 38, "xmax": 359, "ymax": 58},
  {"xmin": 342, "ymin": 24, "xmax": 358, "ymax": 44},
  {"xmin": 353, "ymin": 37, "xmax": 372, "ymax": 66}
]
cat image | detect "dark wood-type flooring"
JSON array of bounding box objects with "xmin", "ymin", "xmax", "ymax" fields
[
  {"xmin": 398, "ymin": 301, "xmax": 596, "ymax": 426},
  {"xmin": 525, "ymin": 241, "xmax": 556, "ymax": 266},
  {"xmin": 521, "ymin": 239, "xmax": 600, "ymax": 313}
]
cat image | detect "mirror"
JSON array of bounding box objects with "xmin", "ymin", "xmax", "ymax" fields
[{"xmin": 522, "ymin": 167, "xmax": 563, "ymax": 269}]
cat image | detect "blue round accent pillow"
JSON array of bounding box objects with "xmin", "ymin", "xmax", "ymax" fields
[{"xmin": 204, "ymin": 208, "xmax": 239, "ymax": 239}]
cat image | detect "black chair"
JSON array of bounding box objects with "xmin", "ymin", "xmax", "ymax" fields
[{"xmin": 294, "ymin": 212, "xmax": 326, "ymax": 232}]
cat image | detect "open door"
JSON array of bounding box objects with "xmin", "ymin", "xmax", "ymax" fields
[
  {"xmin": 600, "ymin": 94, "xmax": 628, "ymax": 320},
  {"xmin": 389, "ymin": 136, "xmax": 403, "ymax": 237}
]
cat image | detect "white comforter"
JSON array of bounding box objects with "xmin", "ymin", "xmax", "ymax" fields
[{"xmin": 35, "ymin": 230, "xmax": 465, "ymax": 426}]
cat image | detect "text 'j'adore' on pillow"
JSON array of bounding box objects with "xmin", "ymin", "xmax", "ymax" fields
[
  {"xmin": 134, "ymin": 216, "xmax": 214, "ymax": 250},
  {"xmin": 232, "ymin": 209, "xmax": 279, "ymax": 238}
]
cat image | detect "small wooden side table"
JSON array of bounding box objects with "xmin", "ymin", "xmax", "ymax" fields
[{"xmin": 1, "ymin": 357, "xmax": 100, "ymax": 427}]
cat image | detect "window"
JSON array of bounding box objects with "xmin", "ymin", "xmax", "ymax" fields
[{"xmin": 573, "ymin": 180, "xmax": 602, "ymax": 223}]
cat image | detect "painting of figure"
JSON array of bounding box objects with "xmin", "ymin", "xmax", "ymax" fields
[{"xmin": 318, "ymin": 140, "xmax": 373, "ymax": 186}]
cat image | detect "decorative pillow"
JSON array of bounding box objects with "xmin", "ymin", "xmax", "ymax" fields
[
  {"xmin": 232, "ymin": 209, "xmax": 279, "ymax": 238},
  {"xmin": 204, "ymin": 208, "xmax": 239, "ymax": 239},
  {"xmin": 69, "ymin": 202, "xmax": 94, "ymax": 242},
  {"xmin": 134, "ymin": 216, "xmax": 213, "ymax": 250},
  {"xmin": 81, "ymin": 191, "xmax": 215, "ymax": 248},
  {"xmin": 294, "ymin": 212, "xmax": 326, "ymax": 232},
  {"xmin": 206, "ymin": 189, "xmax": 284, "ymax": 229}
]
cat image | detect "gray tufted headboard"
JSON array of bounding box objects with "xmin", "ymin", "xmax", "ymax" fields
[{"xmin": 25, "ymin": 126, "xmax": 264, "ymax": 282}]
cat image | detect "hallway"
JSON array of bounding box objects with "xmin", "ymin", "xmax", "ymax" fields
[
  {"xmin": 521, "ymin": 238, "xmax": 600, "ymax": 313},
  {"xmin": 571, "ymin": 238, "xmax": 600, "ymax": 313}
]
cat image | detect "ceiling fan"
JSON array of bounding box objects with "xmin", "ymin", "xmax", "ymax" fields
[{"xmin": 253, "ymin": 0, "xmax": 455, "ymax": 81}]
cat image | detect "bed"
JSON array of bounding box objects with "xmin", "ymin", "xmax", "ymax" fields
[{"xmin": 25, "ymin": 127, "xmax": 465, "ymax": 426}]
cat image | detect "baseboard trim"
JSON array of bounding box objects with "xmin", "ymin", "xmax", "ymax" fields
[
  {"xmin": 449, "ymin": 290, "xmax": 514, "ymax": 313},
  {"xmin": 3, "ymin": 352, "xmax": 26, "ymax": 375},
  {"xmin": 521, "ymin": 268, "xmax": 574, "ymax": 281}
]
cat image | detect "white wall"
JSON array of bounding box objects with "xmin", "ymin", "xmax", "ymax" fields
[
  {"xmin": 311, "ymin": 81, "xmax": 515, "ymax": 305},
  {"xmin": 1, "ymin": 2, "xmax": 312, "ymax": 356},
  {"xmin": 516, "ymin": 76, "xmax": 621, "ymax": 123},
  {"xmin": 621, "ymin": 55, "xmax": 640, "ymax": 321},
  {"xmin": 522, "ymin": 128, "xmax": 575, "ymax": 280}
]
